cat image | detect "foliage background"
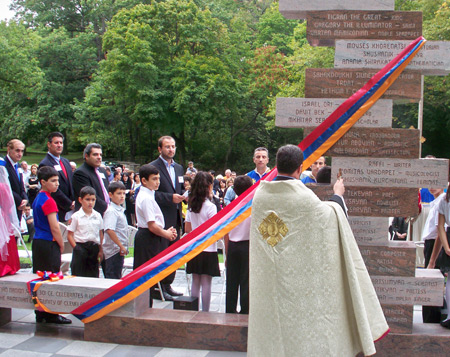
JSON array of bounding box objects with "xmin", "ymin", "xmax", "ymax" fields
[{"xmin": 1, "ymin": 0, "xmax": 449, "ymax": 172}]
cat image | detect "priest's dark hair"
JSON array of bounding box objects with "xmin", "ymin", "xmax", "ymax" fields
[
  {"xmin": 188, "ymin": 171, "xmax": 213, "ymax": 213},
  {"xmin": 276, "ymin": 145, "xmax": 304, "ymax": 175}
]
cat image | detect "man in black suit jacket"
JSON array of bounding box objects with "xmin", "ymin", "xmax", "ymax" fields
[
  {"xmin": 4, "ymin": 139, "xmax": 28, "ymax": 220},
  {"xmin": 150, "ymin": 136, "xmax": 185, "ymax": 299},
  {"xmin": 72, "ymin": 143, "xmax": 109, "ymax": 216},
  {"xmin": 39, "ymin": 132, "xmax": 75, "ymax": 221}
]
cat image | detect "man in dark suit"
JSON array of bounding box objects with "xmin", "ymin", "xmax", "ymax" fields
[
  {"xmin": 4, "ymin": 139, "xmax": 28, "ymax": 220},
  {"xmin": 72, "ymin": 143, "xmax": 109, "ymax": 216},
  {"xmin": 150, "ymin": 136, "xmax": 185, "ymax": 300},
  {"xmin": 39, "ymin": 132, "xmax": 75, "ymax": 221}
]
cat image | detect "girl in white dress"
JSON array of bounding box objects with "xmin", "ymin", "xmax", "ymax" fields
[{"xmin": 185, "ymin": 171, "xmax": 219, "ymax": 312}]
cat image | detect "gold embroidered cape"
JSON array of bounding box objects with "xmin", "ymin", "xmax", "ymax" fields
[{"xmin": 248, "ymin": 180, "xmax": 389, "ymax": 356}]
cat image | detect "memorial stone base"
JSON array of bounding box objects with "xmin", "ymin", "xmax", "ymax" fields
[
  {"xmin": 84, "ymin": 309, "xmax": 248, "ymax": 352},
  {"xmin": 83, "ymin": 308, "xmax": 450, "ymax": 355}
]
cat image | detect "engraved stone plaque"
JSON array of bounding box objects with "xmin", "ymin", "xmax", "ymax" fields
[
  {"xmin": 307, "ymin": 11, "xmax": 422, "ymax": 46},
  {"xmin": 348, "ymin": 216, "xmax": 389, "ymax": 245},
  {"xmin": 279, "ymin": 0, "xmax": 395, "ymax": 20},
  {"xmin": 330, "ymin": 158, "xmax": 449, "ymax": 189},
  {"xmin": 359, "ymin": 241, "xmax": 416, "ymax": 277},
  {"xmin": 0, "ymin": 274, "xmax": 148, "ymax": 318},
  {"xmin": 276, "ymin": 98, "xmax": 392, "ymax": 128},
  {"xmin": 305, "ymin": 69, "xmax": 421, "ymax": 102},
  {"xmin": 335, "ymin": 40, "xmax": 450, "ymax": 76},
  {"xmin": 371, "ymin": 269, "xmax": 444, "ymax": 306},
  {"xmin": 310, "ymin": 185, "xmax": 419, "ymax": 217},
  {"xmin": 303, "ymin": 128, "xmax": 420, "ymax": 158},
  {"xmin": 381, "ymin": 304, "xmax": 413, "ymax": 334}
]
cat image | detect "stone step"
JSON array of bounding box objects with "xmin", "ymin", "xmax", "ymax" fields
[
  {"xmin": 85, "ymin": 309, "xmax": 248, "ymax": 352},
  {"xmin": 85, "ymin": 308, "xmax": 450, "ymax": 355}
]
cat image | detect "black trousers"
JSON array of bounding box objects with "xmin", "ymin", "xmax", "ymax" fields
[
  {"xmin": 134, "ymin": 228, "xmax": 165, "ymax": 307},
  {"xmin": 161, "ymin": 224, "xmax": 181, "ymax": 288},
  {"xmin": 71, "ymin": 242, "xmax": 100, "ymax": 278},
  {"xmin": 226, "ymin": 240, "xmax": 249, "ymax": 314},
  {"xmin": 104, "ymin": 252, "xmax": 124, "ymax": 279},
  {"xmin": 32, "ymin": 239, "xmax": 61, "ymax": 320},
  {"xmin": 422, "ymin": 239, "xmax": 442, "ymax": 323}
]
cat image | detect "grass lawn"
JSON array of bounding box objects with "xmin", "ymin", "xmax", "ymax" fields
[{"xmin": 17, "ymin": 239, "xmax": 224, "ymax": 270}]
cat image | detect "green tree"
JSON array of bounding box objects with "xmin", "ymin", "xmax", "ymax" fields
[
  {"xmin": 76, "ymin": 1, "xmax": 241, "ymax": 164},
  {"xmin": 0, "ymin": 21, "xmax": 42, "ymax": 95},
  {"xmin": 255, "ymin": 1, "xmax": 299, "ymax": 55},
  {"xmin": 0, "ymin": 21, "xmax": 43, "ymax": 145}
]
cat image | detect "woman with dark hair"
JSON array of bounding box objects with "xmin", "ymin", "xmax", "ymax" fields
[
  {"xmin": 122, "ymin": 173, "xmax": 133, "ymax": 225},
  {"xmin": 27, "ymin": 164, "xmax": 40, "ymax": 205},
  {"xmin": 437, "ymin": 182, "xmax": 450, "ymax": 328},
  {"xmin": 215, "ymin": 179, "xmax": 226, "ymax": 206},
  {"xmin": 185, "ymin": 171, "xmax": 219, "ymax": 311}
]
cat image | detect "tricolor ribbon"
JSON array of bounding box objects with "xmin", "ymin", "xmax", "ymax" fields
[
  {"xmin": 27, "ymin": 271, "xmax": 70, "ymax": 313},
  {"xmin": 72, "ymin": 36, "xmax": 426, "ymax": 323}
]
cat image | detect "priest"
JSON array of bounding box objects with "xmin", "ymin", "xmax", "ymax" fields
[{"xmin": 248, "ymin": 144, "xmax": 389, "ymax": 356}]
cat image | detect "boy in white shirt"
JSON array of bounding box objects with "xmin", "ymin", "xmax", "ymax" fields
[
  {"xmin": 225, "ymin": 175, "xmax": 253, "ymax": 314},
  {"xmin": 134, "ymin": 164, "xmax": 177, "ymax": 306},
  {"xmin": 68, "ymin": 186, "xmax": 104, "ymax": 277},
  {"xmin": 103, "ymin": 181, "xmax": 129, "ymax": 279}
]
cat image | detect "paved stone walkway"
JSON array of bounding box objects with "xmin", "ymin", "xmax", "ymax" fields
[{"xmin": 0, "ymin": 269, "xmax": 246, "ymax": 356}]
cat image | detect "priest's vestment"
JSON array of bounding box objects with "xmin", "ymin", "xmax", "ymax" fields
[{"xmin": 248, "ymin": 180, "xmax": 389, "ymax": 356}]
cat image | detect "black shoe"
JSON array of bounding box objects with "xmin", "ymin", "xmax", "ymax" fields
[
  {"xmin": 165, "ymin": 286, "xmax": 183, "ymax": 297},
  {"xmin": 36, "ymin": 315, "xmax": 72, "ymax": 324},
  {"xmin": 162, "ymin": 291, "xmax": 174, "ymax": 301},
  {"xmin": 440, "ymin": 319, "xmax": 450, "ymax": 329}
]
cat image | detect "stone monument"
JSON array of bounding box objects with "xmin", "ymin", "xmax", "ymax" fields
[{"xmin": 277, "ymin": 1, "xmax": 450, "ymax": 354}]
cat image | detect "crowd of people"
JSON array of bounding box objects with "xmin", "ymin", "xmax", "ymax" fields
[
  {"xmin": 0, "ymin": 135, "xmax": 275, "ymax": 321},
  {"xmin": 1, "ymin": 133, "xmax": 450, "ymax": 350}
]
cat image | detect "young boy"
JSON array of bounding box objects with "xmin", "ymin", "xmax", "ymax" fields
[
  {"xmin": 68, "ymin": 186, "xmax": 104, "ymax": 277},
  {"xmin": 23, "ymin": 204, "xmax": 35, "ymax": 243},
  {"xmin": 102, "ymin": 181, "xmax": 128, "ymax": 279},
  {"xmin": 32, "ymin": 166, "xmax": 71, "ymax": 324},
  {"xmin": 134, "ymin": 164, "xmax": 177, "ymax": 306},
  {"xmin": 225, "ymin": 175, "xmax": 253, "ymax": 314}
]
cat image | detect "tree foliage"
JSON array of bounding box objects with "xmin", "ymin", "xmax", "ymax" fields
[{"xmin": 2, "ymin": 0, "xmax": 450, "ymax": 169}]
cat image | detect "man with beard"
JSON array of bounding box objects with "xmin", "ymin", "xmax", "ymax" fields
[{"xmin": 149, "ymin": 136, "xmax": 185, "ymax": 300}]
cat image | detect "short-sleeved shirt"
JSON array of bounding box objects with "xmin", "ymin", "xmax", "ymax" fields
[
  {"xmin": 186, "ymin": 199, "xmax": 217, "ymax": 252},
  {"xmin": 68, "ymin": 208, "xmax": 103, "ymax": 244},
  {"xmin": 135, "ymin": 186, "xmax": 164, "ymax": 229},
  {"xmin": 33, "ymin": 191, "xmax": 59, "ymax": 241},
  {"xmin": 438, "ymin": 195, "xmax": 450, "ymax": 226},
  {"xmin": 228, "ymin": 216, "xmax": 251, "ymax": 242},
  {"xmin": 102, "ymin": 202, "xmax": 129, "ymax": 259},
  {"xmin": 422, "ymin": 193, "xmax": 446, "ymax": 241}
]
